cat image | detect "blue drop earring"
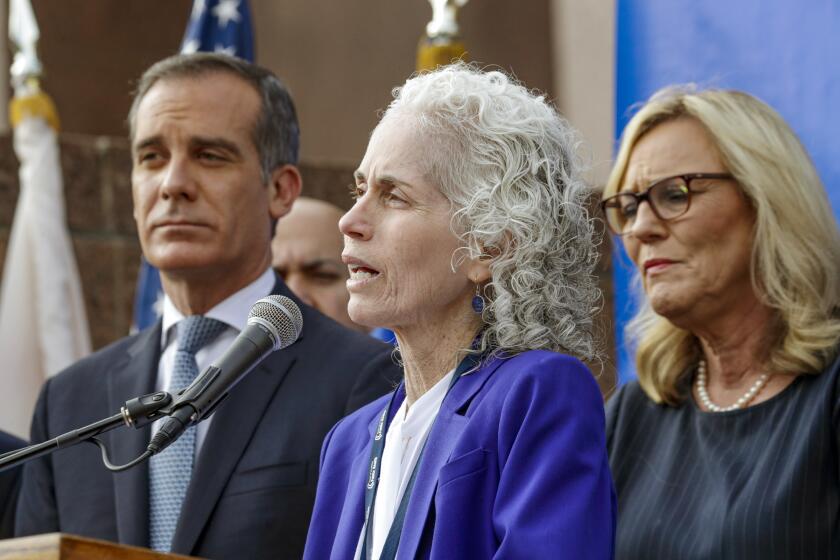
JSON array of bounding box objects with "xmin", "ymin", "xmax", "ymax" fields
[{"xmin": 472, "ymin": 284, "xmax": 485, "ymax": 313}]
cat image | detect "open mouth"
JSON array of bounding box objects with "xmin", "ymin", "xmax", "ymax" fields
[{"xmin": 349, "ymin": 265, "xmax": 380, "ymax": 281}]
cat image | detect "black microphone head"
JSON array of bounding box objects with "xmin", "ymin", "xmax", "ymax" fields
[{"xmin": 247, "ymin": 295, "xmax": 303, "ymax": 351}]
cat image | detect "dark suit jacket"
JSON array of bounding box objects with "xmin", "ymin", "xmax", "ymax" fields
[
  {"xmin": 15, "ymin": 280, "xmax": 401, "ymax": 559},
  {"xmin": 0, "ymin": 430, "xmax": 25, "ymax": 539},
  {"xmin": 305, "ymin": 351, "xmax": 616, "ymax": 559}
]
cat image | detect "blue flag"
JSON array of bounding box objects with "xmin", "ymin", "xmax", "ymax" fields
[
  {"xmin": 132, "ymin": 256, "xmax": 163, "ymax": 332},
  {"xmin": 181, "ymin": 0, "xmax": 255, "ymax": 61},
  {"xmin": 131, "ymin": 0, "xmax": 255, "ymax": 331}
]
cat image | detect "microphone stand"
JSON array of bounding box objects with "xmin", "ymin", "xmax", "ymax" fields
[{"xmin": 0, "ymin": 390, "xmax": 176, "ymax": 473}]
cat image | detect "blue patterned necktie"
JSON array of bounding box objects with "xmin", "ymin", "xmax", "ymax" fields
[{"xmin": 149, "ymin": 315, "xmax": 227, "ymax": 552}]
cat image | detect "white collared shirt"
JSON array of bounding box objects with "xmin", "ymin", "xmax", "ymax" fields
[
  {"xmin": 356, "ymin": 369, "xmax": 455, "ymax": 560},
  {"xmin": 153, "ymin": 268, "xmax": 276, "ymax": 458}
]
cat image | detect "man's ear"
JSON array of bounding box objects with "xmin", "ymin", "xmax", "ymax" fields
[{"xmin": 268, "ymin": 164, "xmax": 303, "ymax": 219}]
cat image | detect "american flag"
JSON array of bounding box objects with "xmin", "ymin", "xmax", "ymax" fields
[
  {"xmin": 131, "ymin": 0, "xmax": 255, "ymax": 331},
  {"xmin": 181, "ymin": 0, "xmax": 255, "ymax": 61}
]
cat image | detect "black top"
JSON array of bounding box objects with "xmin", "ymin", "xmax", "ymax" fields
[
  {"xmin": 606, "ymin": 354, "xmax": 840, "ymax": 559},
  {"xmin": 0, "ymin": 430, "xmax": 25, "ymax": 539}
]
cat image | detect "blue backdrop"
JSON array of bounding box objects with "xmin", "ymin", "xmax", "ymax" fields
[{"xmin": 613, "ymin": 0, "xmax": 840, "ymax": 382}]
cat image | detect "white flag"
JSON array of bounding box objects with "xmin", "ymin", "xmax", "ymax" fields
[{"xmin": 0, "ymin": 104, "xmax": 91, "ymax": 438}]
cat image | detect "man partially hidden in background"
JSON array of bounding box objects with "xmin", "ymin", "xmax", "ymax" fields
[
  {"xmin": 272, "ymin": 196, "xmax": 368, "ymax": 333},
  {"xmin": 15, "ymin": 53, "xmax": 399, "ymax": 559}
]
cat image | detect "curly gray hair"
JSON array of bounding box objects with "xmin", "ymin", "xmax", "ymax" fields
[{"xmin": 381, "ymin": 63, "xmax": 601, "ymax": 360}]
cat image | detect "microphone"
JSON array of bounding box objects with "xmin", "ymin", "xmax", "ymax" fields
[{"xmin": 147, "ymin": 295, "xmax": 303, "ymax": 455}]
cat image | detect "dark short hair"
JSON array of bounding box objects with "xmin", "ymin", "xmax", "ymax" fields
[{"xmin": 128, "ymin": 52, "xmax": 300, "ymax": 181}]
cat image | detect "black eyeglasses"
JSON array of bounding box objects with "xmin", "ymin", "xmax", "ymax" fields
[{"xmin": 600, "ymin": 172, "xmax": 734, "ymax": 236}]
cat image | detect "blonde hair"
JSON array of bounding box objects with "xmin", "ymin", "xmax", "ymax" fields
[{"xmin": 605, "ymin": 86, "xmax": 840, "ymax": 405}]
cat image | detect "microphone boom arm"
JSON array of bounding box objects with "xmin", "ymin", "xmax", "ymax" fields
[
  {"xmin": 0, "ymin": 390, "xmax": 174, "ymax": 473},
  {"xmin": 0, "ymin": 295, "xmax": 302, "ymax": 475}
]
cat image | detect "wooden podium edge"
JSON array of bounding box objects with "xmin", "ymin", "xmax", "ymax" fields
[{"xmin": 0, "ymin": 533, "xmax": 200, "ymax": 559}]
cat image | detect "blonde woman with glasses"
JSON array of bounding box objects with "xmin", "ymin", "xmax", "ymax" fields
[{"xmin": 602, "ymin": 87, "xmax": 840, "ymax": 559}]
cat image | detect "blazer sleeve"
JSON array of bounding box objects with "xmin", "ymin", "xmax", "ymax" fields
[
  {"xmin": 15, "ymin": 379, "xmax": 60, "ymax": 537},
  {"xmin": 0, "ymin": 431, "xmax": 25, "ymax": 539},
  {"xmin": 0, "ymin": 464, "xmax": 22, "ymax": 539},
  {"xmin": 493, "ymin": 356, "xmax": 615, "ymax": 559},
  {"xmin": 319, "ymin": 418, "xmax": 341, "ymax": 473}
]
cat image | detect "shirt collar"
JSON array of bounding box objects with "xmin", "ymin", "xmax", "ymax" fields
[
  {"xmin": 161, "ymin": 268, "xmax": 276, "ymax": 346},
  {"xmin": 398, "ymin": 368, "xmax": 455, "ymax": 430}
]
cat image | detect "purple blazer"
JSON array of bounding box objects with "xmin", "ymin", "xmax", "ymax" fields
[{"xmin": 304, "ymin": 350, "xmax": 616, "ymax": 559}]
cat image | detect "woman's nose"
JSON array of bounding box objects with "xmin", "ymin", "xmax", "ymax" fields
[
  {"xmin": 628, "ymin": 200, "xmax": 667, "ymax": 242},
  {"xmin": 339, "ymin": 198, "xmax": 374, "ymax": 241}
]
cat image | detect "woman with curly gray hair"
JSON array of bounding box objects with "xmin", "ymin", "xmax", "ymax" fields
[{"xmin": 303, "ymin": 63, "xmax": 615, "ymax": 560}]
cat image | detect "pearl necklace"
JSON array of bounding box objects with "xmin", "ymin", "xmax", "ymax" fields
[{"xmin": 694, "ymin": 359, "xmax": 770, "ymax": 412}]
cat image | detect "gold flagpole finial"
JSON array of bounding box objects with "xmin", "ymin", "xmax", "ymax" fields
[
  {"xmin": 8, "ymin": 0, "xmax": 59, "ymax": 131},
  {"xmin": 417, "ymin": 0, "xmax": 469, "ymax": 72}
]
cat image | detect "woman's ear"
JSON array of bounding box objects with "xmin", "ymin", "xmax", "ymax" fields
[{"xmin": 466, "ymin": 255, "xmax": 492, "ymax": 285}]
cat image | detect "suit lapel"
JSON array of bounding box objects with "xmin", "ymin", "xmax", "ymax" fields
[
  {"xmin": 108, "ymin": 322, "xmax": 162, "ymax": 548},
  {"xmin": 331, "ymin": 412, "xmax": 390, "ymax": 559},
  {"xmin": 171, "ymin": 278, "xmax": 301, "ymax": 554},
  {"xmin": 396, "ymin": 356, "xmax": 505, "ymax": 559}
]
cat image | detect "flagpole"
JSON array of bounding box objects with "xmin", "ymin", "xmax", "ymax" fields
[{"xmin": 0, "ymin": 0, "xmax": 91, "ymax": 437}]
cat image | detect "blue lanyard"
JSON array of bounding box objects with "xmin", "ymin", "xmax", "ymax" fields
[{"xmin": 361, "ymin": 352, "xmax": 480, "ymax": 560}]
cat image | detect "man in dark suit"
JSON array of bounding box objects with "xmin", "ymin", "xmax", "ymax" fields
[
  {"xmin": 15, "ymin": 53, "xmax": 399, "ymax": 559},
  {"xmin": 0, "ymin": 430, "xmax": 25, "ymax": 539}
]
